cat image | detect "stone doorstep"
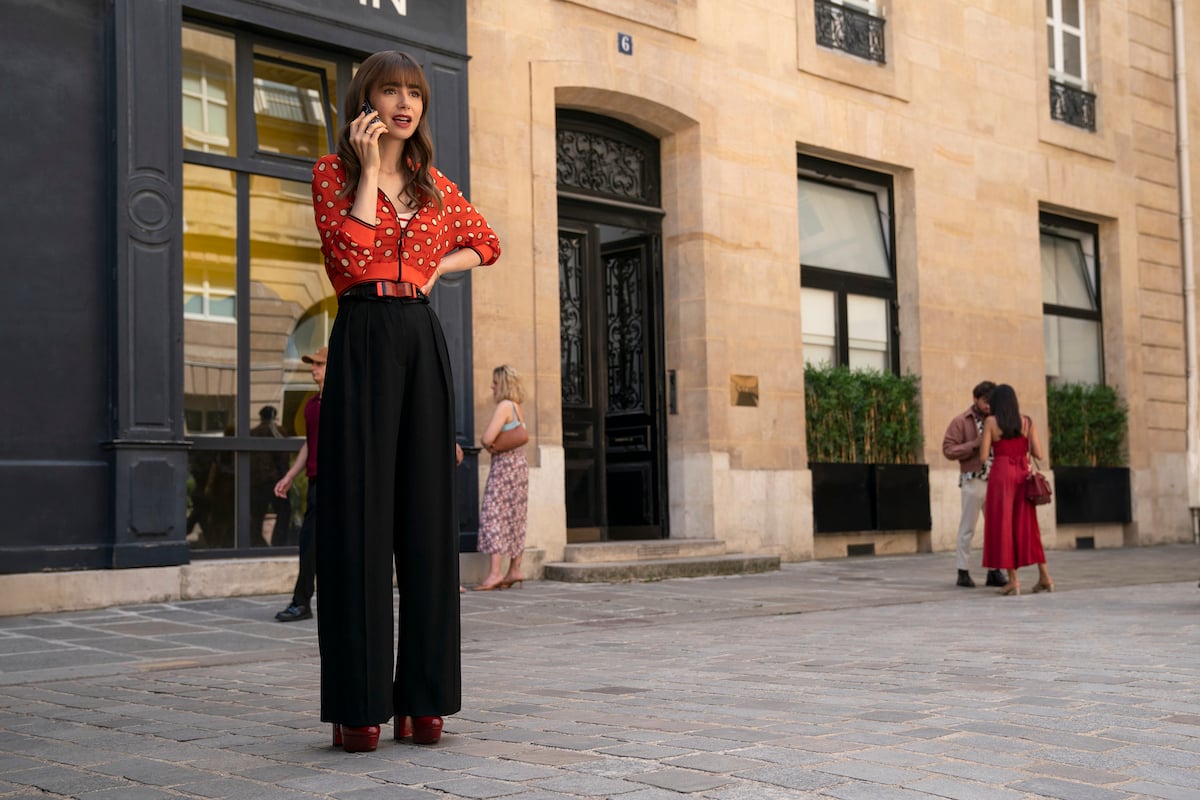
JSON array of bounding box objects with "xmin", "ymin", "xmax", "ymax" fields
[
  {"xmin": 542, "ymin": 553, "xmax": 782, "ymax": 583},
  {"xmin": 561, "ymin": 539, "xmax": 729, "ymax": 563}
]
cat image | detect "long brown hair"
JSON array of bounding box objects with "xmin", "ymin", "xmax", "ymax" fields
[
  {"xmin": 336, "ymin": 51, "xmax": 442, "ymax": 212},
  {"xmin": 989, "ymin": 384, "xmax": 1023, "ymax": 439}
]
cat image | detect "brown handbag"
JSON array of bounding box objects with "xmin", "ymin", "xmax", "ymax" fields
[
  {"xmin": 489, "ymin": 402, "xmax": 528, "ymax": 453},
  {"xmin": 491, "ymin": 422, "xmax": 528, "ymax": 453}
]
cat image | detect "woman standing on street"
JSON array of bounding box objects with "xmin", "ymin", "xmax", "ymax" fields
[
  {"xmin": 474, "ymin": 365, "xmax": 530, "ymax": 591},
  {"xmin": 310, "ymin": 51, "xmax": 501, "ymax": 752},
  {"xmin": 979, "ymin": 384, "xmax": 1054, "ymax": 596}
]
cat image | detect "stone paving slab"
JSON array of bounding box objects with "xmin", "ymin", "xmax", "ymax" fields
[{"xmin": 0, "ymin": 546, "xmax": 1197, "ymax": 798}]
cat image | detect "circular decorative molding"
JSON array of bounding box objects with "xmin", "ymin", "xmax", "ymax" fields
[{"xmin": 126, "ymin": 173, "xmax": 175, "ymax": 243}]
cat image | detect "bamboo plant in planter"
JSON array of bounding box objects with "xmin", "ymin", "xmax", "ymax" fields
[
  {"xmin": 804, "ymin": 364, "xmax": 928, "ymax": 533},
  {"xmin": 1046, "ymin": 382, "xmax": 1131, "ymax": 524}
]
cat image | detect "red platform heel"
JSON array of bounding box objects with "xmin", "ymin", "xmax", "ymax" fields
[
  {"xmin": 339, "ymin": 724, "xmax": 380, "ymax": 752},
  {"xmin": 411, "ymin": 716, "xmax": 443, "ymax": 744},
  {"xmin": 393, "ymin": 715, "xmax": 412, "ymax": 741},
  {"xmin": 332, "ymin": 723, "xmax": 342, "ymax": 747}
]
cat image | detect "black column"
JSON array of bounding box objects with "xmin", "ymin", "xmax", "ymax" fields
[{"xmin": 108, "ymin": 0, "xmax": 191, "ymax": 568}]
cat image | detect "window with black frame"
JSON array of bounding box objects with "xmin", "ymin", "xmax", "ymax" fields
[
  {"xmin": 1041, "ymin": 213, "xmax": 1102, "ymax": 385},
  {"xmin": 181, "ymin": 22, "xmax": 350, "ymax": 554},
  {"xmin": 798, "ymin": 157, "xmax": 897, "ymax": 374}
]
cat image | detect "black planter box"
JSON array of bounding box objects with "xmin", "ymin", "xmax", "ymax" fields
[
  {"xmin": 811, "ymin": 463, "xmax": 874, "ymax": 533},
  {"xmin": 811, "ymin": 463, "xmax": 931, "ymax": 533},
  {"xmin": 1054, "ymin": 466, "xmax": 1132, "ymax": 524},
  {"xmin": 874, "ymin": 464, "xmax": 932, "ymax": 530}
]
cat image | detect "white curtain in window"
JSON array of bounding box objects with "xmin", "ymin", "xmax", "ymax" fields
[
  {"xmin": 1044, "ymin": 315, "xmax": 1102, "ymax": 384},
  {"xmin": 847, "ymin": 295, "xmax": 889, "ymax": 372},
  {"xmin": 801, "ymin": 288, "xmax": 837, "ymax": 366},
  {"xmin": 798, "ymin": 180, "xmax": 890, "ymax": 278}
]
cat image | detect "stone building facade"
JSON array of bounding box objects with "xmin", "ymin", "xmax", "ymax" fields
[{"xmin": 465, "ymin": 0, "xmax": 1200, "ymax": 565}]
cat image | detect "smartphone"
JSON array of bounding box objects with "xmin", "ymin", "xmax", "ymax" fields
[{"xmin": 361, "ymin": 100, "xmax": 377, "ymax": 122}]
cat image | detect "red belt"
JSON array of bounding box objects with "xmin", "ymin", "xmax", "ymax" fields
[{"xmin": 340, "ymin": 280, "xmax": 423, "ymax": 299}]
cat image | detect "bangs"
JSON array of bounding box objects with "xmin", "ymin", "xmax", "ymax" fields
[{"xmin": 369, "ymin": 53, "xmax": 429, "ymax": 97}]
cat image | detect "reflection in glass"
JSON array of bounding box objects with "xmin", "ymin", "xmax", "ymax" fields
[
  {"xmin": 1041, "ymin": 233, "xmax": 1097, "ymax": 311},
  {"xmin": 798, "ymin": 179, "xmax": 890, "ymax": 278},
  {"xmin": 182, "ymin": 25, "xmax": 236, "ymax": 155},
  {"xmin": 183, "ymin": 164, "xmax": 237, "ymax": 444},
  {"xmin": 254, "ymin": 54, "xmax": 334, "ymax": 159},
  {"xmin": 186, "ymin": 446, "xmax": 236, "ymax": 550},
  {"xmin": 249, "ymin": 174, "xmax": 332, "ymax": 440},
  {"xmin": 249, "ymin": 406, "xmax": 290, "ymax": 547}
]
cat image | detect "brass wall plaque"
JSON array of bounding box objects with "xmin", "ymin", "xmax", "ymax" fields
[{"xmin": 730, "ymin": 375, "xmax": 759, "ymax": 407}]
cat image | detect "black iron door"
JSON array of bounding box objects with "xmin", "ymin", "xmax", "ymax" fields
[{"xmin": 559, "ymin": 205, "xmax": 666, "ymax": 541}]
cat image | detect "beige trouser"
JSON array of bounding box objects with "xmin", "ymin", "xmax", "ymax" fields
[{"xmin": 956, "ymin": 476, "xmax": 988, "ymax": 570}]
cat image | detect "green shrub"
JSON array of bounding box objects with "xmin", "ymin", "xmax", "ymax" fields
[
  {"xmin": 804, "ymin": 363, "xmax": 923, "ymax": 464},
  {"xmin": 1046, "ymin": 382, "xmax": 1128, "ymax": 467}
]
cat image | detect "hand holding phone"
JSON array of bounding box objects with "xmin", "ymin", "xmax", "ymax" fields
[{"xmin": 361, "ymin": 101, "xmax": 379, "ymax": 125}]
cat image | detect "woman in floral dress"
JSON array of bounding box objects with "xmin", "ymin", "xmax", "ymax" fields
[{"xmin": 475, "ymin": 365, "xmax": 529, "ymax": 590}]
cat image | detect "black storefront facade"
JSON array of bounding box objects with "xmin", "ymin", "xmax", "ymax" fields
[{"xmin": 1, "ymin": 0, "xmax": 481, "ymax": 576}]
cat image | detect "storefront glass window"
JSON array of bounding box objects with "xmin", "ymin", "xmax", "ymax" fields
[{"xmin": 182, "ymin": 22, "xmax": 348, "ymax": 555}]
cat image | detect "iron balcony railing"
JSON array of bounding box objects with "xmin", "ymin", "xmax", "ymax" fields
[
  {"xmin": 1049, "ymin": 78, "xmax": 1097, "ymax": 131},
  {"xmin": 814, "ymin": 0, "xmax": 886, "ymax": 64}
]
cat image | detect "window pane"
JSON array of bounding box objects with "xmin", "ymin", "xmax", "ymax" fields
[
  {"xmin": 1045, "ymin": 315, "xmax": 1102, "ymax": 384},
  {"xmin": 186, "ymin": 447, "xmax": 237, "ymax": 550},
  {"xmin": 1063, "ymin": 33, "xmax": 1082, "ymax": 79},
  {"xmin": 1062, "ymin": 0, "xmax": 1081, "ymax": 28},
  {"xmin": 182, "ymin": 25, "xmax": 235, "ymax": 155},
  {"xmin": 802, "ymin": 288, "xmax": 837, "ymax": 366},
  {"xmin": 253, "ymin": 54, "xmax": 334, "ymax": 159},
  {"xmin": 1041, "ymin": 233, "xmax": 1096, "ymax": 310},
  {"xmin": 847, "ymin": 294, "xmax": 889, "ymax": 372},
  {"xmin": 248, "ymin": 172, "xmax": 333, "ymax": 430},
  {"xmin": 798, "ymin": 179, "xmax": 890, "ymax": 278},
  {"xmin": 1046, "ymin": 27, "xmax": 1056, "ymax": 72},
  {"xmin": 183, "ymin": 159, "xmax": 238, "ymax": 504}
]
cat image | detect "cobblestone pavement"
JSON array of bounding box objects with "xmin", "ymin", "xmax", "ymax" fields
[{"xmin": 0, "ymin": 545, "xmax": 1198, "ymax": 799}]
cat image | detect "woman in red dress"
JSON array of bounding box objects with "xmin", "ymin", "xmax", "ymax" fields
[{"xmin": 979, "ymin": 384, "xmax": 1054, "ymax": 596}]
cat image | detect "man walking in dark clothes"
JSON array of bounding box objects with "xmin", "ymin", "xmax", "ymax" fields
[{"xmin": 273, "ymin": 347, "xmax": 327, "ymax": 622}]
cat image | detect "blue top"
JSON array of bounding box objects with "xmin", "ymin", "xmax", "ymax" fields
[{"xmin": 500, "ymin": 400, "xmax": 523, "ymax": 431}]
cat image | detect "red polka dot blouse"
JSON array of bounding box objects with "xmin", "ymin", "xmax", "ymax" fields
[{"xmin": 311, "ymin": 154, "xmax": 501, "ymax": 295}]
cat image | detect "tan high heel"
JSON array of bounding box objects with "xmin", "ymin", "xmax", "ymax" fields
[
  {"xmin": 1032, "ymin": 581, "xmax": 1054, "ymax": 593},
  {"xmin": 498, "ymin": 577, "xmax": 523, "ymax": 589},
  {"xmin": 998, "ymin": 583, "xmax": 1020, "ymax": 596}
]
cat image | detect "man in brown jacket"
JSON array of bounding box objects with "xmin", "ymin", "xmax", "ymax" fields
[{"xmin": 942, "ymin": 381, "xmax": 1006, "ymax": 588}]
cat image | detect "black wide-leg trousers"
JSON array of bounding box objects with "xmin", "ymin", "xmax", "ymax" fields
[{"xmin": 316, "ymin": 294, "xmax": 461, "ymax": 727}]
